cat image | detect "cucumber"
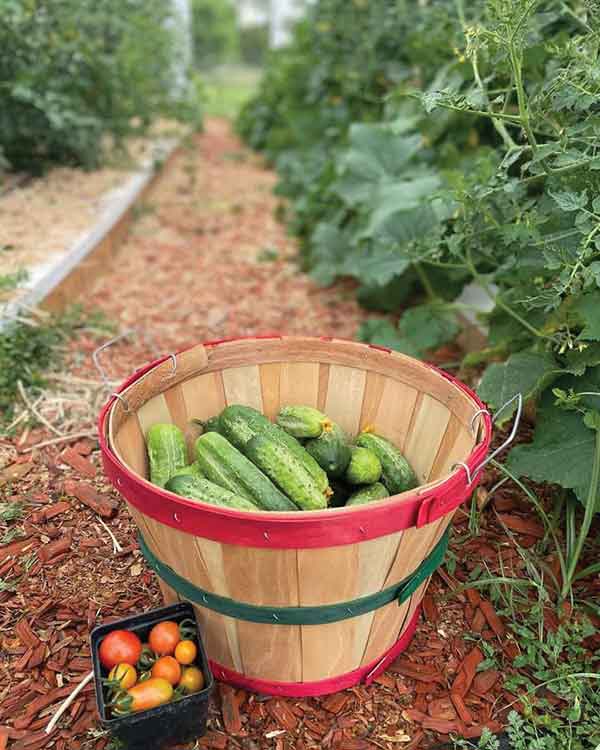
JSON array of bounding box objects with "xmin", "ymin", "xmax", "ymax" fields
[
  {"xmin": 305, "ymin": 423, "xmax": 351, "ymax": 478},
  {"xmin": 218, "ymin": 405, "xmax": 330, "ymax": 493},
  {"xmin": 245, "ymin": 434, "xmax": 328, "ymax": 511},
  {"xmin": 345, "ymin": 446, "xmax": 382, "ymax": 485},
  {"xmin": 146, "ymin": 424, "xmax": 188, "ymax": 488},
  {"xmin": 195, "ymin": 432, "xmax": 298, "ymax": 511},
  {"xmin": 346, "ymin": 482, "xmax": 389, "ymax": 507},
  {"xmin": 355, "ymin": 432, "xmax": 418, "ymax": 493},
  {"xmin": 165, "ymin": 474, "xmax": 259, "ymax": 511},
  {"xmin": 276, "ymin": 406, "xmax": 332, "ymax": 439},
  {"xmin": 170, "ymin": 462, "xmax": 203, "ymax": 479}
]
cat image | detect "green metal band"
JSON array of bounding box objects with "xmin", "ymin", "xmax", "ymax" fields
[{"xmin": 138, "ymin": 528, "xmax": 449, "ymax": 626}]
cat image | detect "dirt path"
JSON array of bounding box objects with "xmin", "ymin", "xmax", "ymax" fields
[{"xmin": 0, "ymin": 120, "xmax": 511, "ymax": 750}]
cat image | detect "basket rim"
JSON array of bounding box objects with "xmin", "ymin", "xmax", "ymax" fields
[{"xmin": 98, "ymin": 335, "xmax": 493, "ymax": 548}]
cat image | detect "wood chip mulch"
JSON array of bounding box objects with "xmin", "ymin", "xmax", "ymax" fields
[{"xmin": 2, "ymin": 118, "xmax": 594, "ymax": 750}]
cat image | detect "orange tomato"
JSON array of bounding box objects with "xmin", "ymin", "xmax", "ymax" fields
[
  {"xmin": 174, "ymin": 640, "xmax": 197, "ymax": 665},
  {"xmin": 115, "ymin": 678, "xmax": 173, "ymax": 714},
  {"xmin": 148, "ymin": 620, "xmax": 180, "ymax": 656},
  {"xmin": 99, "ymin": 629, "xmax": 142, "ymax": 670},
  {"xmin": 179, "ymin": 666, "xmax": 205, "ymax": 694},
  {"xmin": 151, "ymin": 655, "xmax": 181, "ymax": 686},
  {"xmin": 108, "ymin": 663, "xmax": 137, "ymax": 690}
]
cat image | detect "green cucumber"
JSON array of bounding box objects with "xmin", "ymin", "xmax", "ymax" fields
[
  {"xmin": 355, "ymin": 432, "xmax": 418, "ymax": 493},
  {"xmin": 305, "ymin": 423, "xmax": 351, "ymax": 478},
  {"xmin": 276, "ymin": 405, "xmax": 332, "ymax": 439},
  {"xmin": 345, "ymin": 446, "xmax": 382, "ymax": 485},
  {"xmin": 218, "ymin": 405, "xmax": 330, "ymax": 493},
  {"xmin": 170, "ymin": 462, "xmax": 203, "ymax": 479},
  {"xmin": 195, "ymin": 432, "xmax": 298, "ymax": 511},
  {"xmin": 146, "ymin": 423, "xmax": 188, "ymax": 488},
  {"xmin": 245, "ymin": 434, "xmax": 328, "ymax": 511},
  {"xmin": 346, "ymin": 482, "xmax": 389, "ymax": 507},
  {"xmin": 165, "ymin": 474, "xmax": 259, "ymax": 511}
]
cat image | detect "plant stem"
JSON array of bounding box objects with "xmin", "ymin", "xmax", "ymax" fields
[
  {"xmin": 413, "ymin": 262, "xmax": 437, "ymax": 300},
  {"xmin": 561, "ymin": 422, "xmax": 600, "ymax": 598},
  {"xmin": 508, "ymin": 42, "xmax": 537, "ymax": 151}
]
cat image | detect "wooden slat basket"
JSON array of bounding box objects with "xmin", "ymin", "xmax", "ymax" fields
[{"xmin": 99, "ymin": 336, "xmax": 492, "ymax": 696}]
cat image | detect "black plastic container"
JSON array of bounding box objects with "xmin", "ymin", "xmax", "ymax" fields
[{"xmin": 91, "ymin": 602, "xmax": 213, "ymax": 749}]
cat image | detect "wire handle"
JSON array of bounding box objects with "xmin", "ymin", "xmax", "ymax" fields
[
  {"xmin": 453, "ymin": 392, "xmax": 523, "ymax": 485},
  {"xmin": 92, "ymin": 328, "xmax": 161, "ymax": 390}
]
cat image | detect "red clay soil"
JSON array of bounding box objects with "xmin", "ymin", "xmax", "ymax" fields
[{"xmin": 0, "ymin": 120, "xmax": 555, "ymax": 749}]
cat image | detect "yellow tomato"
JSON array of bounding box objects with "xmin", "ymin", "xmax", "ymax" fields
[{"xmin": 178, "ymin": 666, "xmax": 205, "ymax": 694}]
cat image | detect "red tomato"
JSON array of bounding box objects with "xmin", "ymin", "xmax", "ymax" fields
[
  {"xmin": 151, "ymin": 656, "xmax": 181, "ymax": 686},
  {"xmin": 148, "ymin": 620, "xmax": 180, "ymax": 656},
  {"xmin": 174, "ymin": 640, "xmax": 197, "ymax": 665},
  {"xmin": 99, "ymin": 630, "xmax": 142, "ymax": 670}
]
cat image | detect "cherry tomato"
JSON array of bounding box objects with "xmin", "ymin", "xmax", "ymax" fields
[
  {"xmin": 107, "ymin": 663, "xmax": 137, "ymax": 690},
  {"xmin": 99, "ymin": 630, "xmax": 142, "ymax": 670},
  {"xmin": 112, "ymin": 677, "xmax": 173, "ymax": 714},
  {"xmin": 148, "ymin": 620, "xmax": 180, "ymax": 656},
  {"xmin": 179, "ymin": 666, "xmax": 205, "ymax": 694},
  {"xmin": 174, "ymin": 640, "xmax": 197, "ymax": 665},
  {"xmin": 151, "ymin": 655, "xmax": 181, "ymax": 686}
]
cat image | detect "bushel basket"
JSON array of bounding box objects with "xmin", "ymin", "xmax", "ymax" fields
[{"xmin": 99, "ymin": 336, "xmax": 493, "ymax": 697}]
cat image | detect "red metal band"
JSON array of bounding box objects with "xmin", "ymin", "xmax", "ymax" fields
[
  {"xmin": 98, "ymin": 336, "xmax": 493, "ymax": 549},
  {"xmin": 208, "ymin": 605, "xmax": 421, "ymax": 697}
]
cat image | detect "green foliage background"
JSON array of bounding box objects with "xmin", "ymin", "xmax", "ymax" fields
[
  {"xmin": 237, "ymin": 0, "xmax": 600, "ymax": 515},
  {"xmin": 190, "ymin": 0, "xmax": 239, "ymax": 69},
  {"xmin": 0, "ymin": 0, "xmax": 198, "ymax": 173}
]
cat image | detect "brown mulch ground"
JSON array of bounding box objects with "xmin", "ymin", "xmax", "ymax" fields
[{"xmin": 0, "ymin": 119, "xmax": 565, "ymax": 750}]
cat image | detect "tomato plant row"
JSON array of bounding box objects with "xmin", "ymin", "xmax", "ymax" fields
[{"xmin": 237, "ymin": 0, "xmax": 600, "ymax": 587}]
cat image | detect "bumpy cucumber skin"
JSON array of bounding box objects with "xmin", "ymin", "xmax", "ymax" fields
[
  {"xmin": 218, "ymin": 405, "xmax": 330, "ymax": 492},
  {"xmin": 170, "ymin": 462, "xmax": 203, "ymax": 479},
  {"xmin": 345, "ymin": 446, "xmax": 382, "ymax": 485},
  {"xmin": 195, "ymin": 432, "xmax": 298, "ymax": 511},
  {"xmin": 305, "ymin": 423, "xmax": 351, "ymax": 478},
  {"xmin": 245, "ymin": 434, "xmax": 328, "ymax": 511},
  {"xmin": 346, "ymin": 482, "xmax": 389, "ymax": 507},
  {"xmin": 146, "ymin": 424, "xmax": 188, "ymax": 488},
  {"xmin": 276, "ymin": 406, "xmax": 330, "ymax": 439},
  {"xmin": 355, "ymin": 432, "xmax": 418, "ymax": 493},
  {"xmin": 165, "ymin": 474, "xmax": 259, "ymax": 511}
]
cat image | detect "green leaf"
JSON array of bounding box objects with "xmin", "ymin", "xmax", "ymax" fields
[
  {"xmin": 507, "ymin": 401, "xmax": 597, "ymax": 507},
  {"xmin": 548, "ymin": 189, "xmax": 588, "ymax": 212},
  {"xmin": 477, "ymin": 352, "xmax": 559, "ymax": 425},
  {"xmin": 356, "ymin": 319, "xmax": 419, "ymax": 356},
  {"xmin": 573, "ymin": 291, "xmax": 600, "ymax": 341}
]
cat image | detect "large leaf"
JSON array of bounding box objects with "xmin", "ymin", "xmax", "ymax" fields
[
  {"xmin": 573, "ymin": 291, "xmax": 600, "ymax": 342},
  {"xmin": 477, "ymin": 351, "xmax": 559, "ymax": 425},
  {"xmin": 357, "ymin": 305, "xmax": 459, "ymax": 358},
  {"xmin": 507, "ymin": 402, "xmax": 598, "ymax": 507},
  {"xmin": 362, "ymin": 178, "xmax": 442, "ymax": 238}
]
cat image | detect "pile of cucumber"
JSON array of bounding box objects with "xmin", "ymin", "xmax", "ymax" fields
[{"xmin": 145, "ymin": 405, "xmax": 418, "ymax": 512}]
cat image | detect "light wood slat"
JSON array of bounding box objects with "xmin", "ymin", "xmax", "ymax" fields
[
  {"xmin": 404, "ymin": 394, "xmax": 451, "ymax": 483},
  {"xmin": 297, "ymin": 546, "xmax": 358, "ymax": 606},
  {"xmin": 359, "ymin": 372, "xmax": 386, "ymax": 432},
  {"xmin": 260, "ymin": 363, "xmax": 282, "ymax": 420},
  {"xmin": 279, "ymin": 362, "xmax": 320, "ymax": 408},
  {"xmin": 429, "ymin": 418, "xmax": 476, "ymax": 481},
  {"xmin": 325, "ymin": 365, "xmax": 367, "ymax": 435},
  {"xmin": 221, "ymin": 365, "xmax": 264, "ymax": 411},
  {"xmin": 361, "ymin": 377, "xmax": 419, "ymax": 452},
  {"xmin": 181, "ymin": 371, "xmax": 226, "ymax": 423},
  {"xmin": 222, "ymin": 546, "xmax": 299, "ymax": 607},
  {"xmin": 137, "ymin": 393, "xmax": 173, "ymax": 436},
  {"xmin": 349, "ymin": 531, "xmax": 402, "ymax": 666},
  {"xmin": 192, "ymin": 608, "xmax": 244, "ymax": 670},
  {"xmin": 113, "ymin": 414, "xmax": 147, "ymax": 478},
  {"xmin": 236, "ymin": 622, "xmax": 301, "ymax": 682},
  {"xmin": 317, "ymin": 363, "xmax": 330, "ymax": 411},
  {"xmin": 360, "ymin": 598, "xmax": 411, "ymax": 666},
  {"xmin": 300, "ymin": 619, "xmax": 363, "ymax": 681},
  {"xmin": 163, "ymin": 384, "xmax": 192, "ymax": 460}
]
